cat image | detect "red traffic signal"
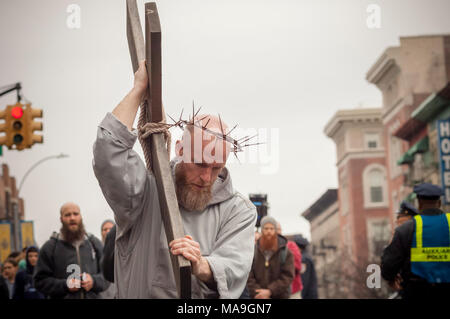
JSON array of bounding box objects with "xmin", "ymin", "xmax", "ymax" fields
[{"xmin": 11, "ymin": 106, "xmax": 24, "ymax": 119}]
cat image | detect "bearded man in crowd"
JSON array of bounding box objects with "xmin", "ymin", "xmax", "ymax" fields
[
  {"xmin": 34, "ymin": 202, "xmax": 107, "ymax": 299},
  {"xmin": 247, "ymin": 216, "xmax": 295, "ymax": 299}
]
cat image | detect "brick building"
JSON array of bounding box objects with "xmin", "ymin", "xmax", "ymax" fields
[
  {"xmin": 324, "ymin": 108, "xmax": 392, "ymax": 264},
  {"xmin": 302, "ymin": 34, "xmax": 450, "ymax": 299},
  {"xmin": 366, "ymin": 34, "xmax": 450, "ymax": 224},
  {"xmin": 0, "ymin": 164, "xmax": 28, "ymax": 261}
]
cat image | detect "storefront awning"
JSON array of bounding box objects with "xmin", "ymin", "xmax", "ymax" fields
[{"xmin": 397, "ymin": 137, "xmax": 429, "ymax": 165}]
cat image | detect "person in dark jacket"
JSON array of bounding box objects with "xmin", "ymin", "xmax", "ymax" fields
[
  {"xmin": 0, "ymin": 275, "xmax": 9, "ymax": 300},
  {"xmin": 102, "ymin": 224, "xmax": 115, "ymax": 283},
  {"xmin": 294, "ymin": 234, "xmax": 318, "ymax": 299},
  {"xmin": 381, "ymin": 183, "xmax": 450, "ymax": 299},
  {"xmin": 2, "ymin": 258, "xmax": 18, "ymax": 299},
  {"xmin": 247, "ymin": 216, "xmax": 294, "ymax": 299},
  {"xmin": 388, "ymin": 201, "xmax": 419, "ymax": 298},
  {"xmin": 12, "ymin": 246, "xmax": 45, "ymax": 299},
  {"xmin": 99, "ymin": 220, "xmax": 115, "ymax": 299},
  {"xmin": 34, "ymin": 202, "xmax": 107, "ymax": 299}
]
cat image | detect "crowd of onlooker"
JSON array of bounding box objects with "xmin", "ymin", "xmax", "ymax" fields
[
  {"xmin": 0, "ymin": 202, "xmax": 116, "ymax": 299},
  {"xmin": 0, "ymin": 246, "xmax": 45, "ymax": 299},
  {"xmin": 0, "ymin": 201, "xmax": 318, "ymax": 300}
]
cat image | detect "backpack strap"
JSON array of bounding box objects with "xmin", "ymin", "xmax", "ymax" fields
[
  {"xmin": 47, "ymin": 232, "xmax": 59, "ymax": 268},
  {"xmin": 86, "ymin": 233, "xmax": 101, "ymax": 271}
]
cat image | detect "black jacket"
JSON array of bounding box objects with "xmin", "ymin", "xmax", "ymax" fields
[
  {"xmin": 0, "ymin": 275, "xmax": 9, "ymax": 300},
  {"xmin": 381, "ymin": 208, "xmax": 450, "ymax": 298},
  {"xmin": 102, "ymin": 225, "xmax": 116, "ymax": 283},
  {"xmin": 34, "ymin": 232, "xmax": 107, "ymax": 299},
  {"xmin": 300, "ymin": 251, "xmax": 318, "ymax": 299},
  {"xmin": 12, "ymin": 247, "xmax": 45, "ymax": 299}
]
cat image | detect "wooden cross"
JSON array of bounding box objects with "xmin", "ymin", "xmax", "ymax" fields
[{"xmin": 126, "ymin": 0, "xmax": 191, "ymax": 299}]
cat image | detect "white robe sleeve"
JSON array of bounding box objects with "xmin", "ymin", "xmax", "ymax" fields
[
  {"xmin": 92, "ymin": 112, "xmax": 153, "ymax": 234},
  {"xmin": 203, "ymin": 196, "xmax": 257, "ymax": 298}
]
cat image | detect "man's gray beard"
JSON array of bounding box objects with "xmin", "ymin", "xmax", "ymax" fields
[
  {"xmin": 175, "ymin": 166, "xmax": 212, "ymax": 212},
  {"xmin": 176, "ymin": 183, "xmax": 212, "ymax": 212},
  {"xmin": 60, "ymin": 221, "xmax": 86, "ymax": 244}
]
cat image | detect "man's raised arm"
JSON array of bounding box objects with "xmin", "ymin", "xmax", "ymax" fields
[
  {"xmin": 112, "ymin": 60, "xmax": 148, "ymax": 130},
  {"xmin": 92, "ymin": 60, "xmax": 153, "ymax": 231}
]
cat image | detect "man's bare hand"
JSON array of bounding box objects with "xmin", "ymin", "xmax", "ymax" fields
[
  {"xmin": 81, "ymin": 273, "xmax": 94, "ymax": 292},
  {"xmin": 67, "ymin": 278, "xmax": 81, "ymax": 292},
  {"xmin": 112, "ymin": 59, "xmax": 149, "ymax": 130},
  {"xmin": 169, "ymin": 235, "xmax": 214, "ymax": 285},
  {"xmin": 389, "ymin": 274, "xmax": 403, "ymax": 291},
  {"xmin": 134, "ymin": 59, "xmax": 148, "ymax": 98},
  {"xmin": 255, "ymin": 289, "xmax": 271, "ymax": 299}
]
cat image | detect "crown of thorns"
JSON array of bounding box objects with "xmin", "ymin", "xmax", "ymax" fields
[{"xmin": 163, "ymin": 102, "xmax": 263, "ymax": 161}]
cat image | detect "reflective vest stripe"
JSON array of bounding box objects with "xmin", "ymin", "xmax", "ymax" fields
[
  {"xmin": 446, "ymin": 214, "xmax": 450, "ymax": 239},
  {"xmin": 414, "ymin": 215, "xmax": 423, "ymax": 248},
  {"xmin": 411, "ymin": 247, "xmax": 450, "ymax": 262},
  {"xmin": 411, "ymin": 213, "xmax": 450, "ymax": 262}
]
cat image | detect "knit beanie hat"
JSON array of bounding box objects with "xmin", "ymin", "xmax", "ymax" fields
[{"xmin": 260, "ymin": 216, "xmax": 277, "ymax": 228}]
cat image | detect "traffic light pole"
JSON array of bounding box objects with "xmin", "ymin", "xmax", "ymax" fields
[
  {"xmin": 9, "ymin": 153, "xmax": 69, "ymax": 251},
  {"xmin": 18, "ymin": 153, "xmax": 68, "ymax": 194},
  {"xmin": 0, "ymin": 82, "xmax": 21, "ymax": 101}
]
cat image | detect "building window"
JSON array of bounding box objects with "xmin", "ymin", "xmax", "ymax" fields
[
  {"xmin": 363, "ymin": 164, "xmax": 388, "ymax": 208},
  {"xmin": 365, "ymin": 133, "xmax": 379, "ymax": 150},
  {"xmin": 369, "ymin": 169, "xmax": 384, "ymax": 203}
]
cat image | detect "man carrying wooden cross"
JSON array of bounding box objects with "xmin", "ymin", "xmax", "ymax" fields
[{"xmin": 92, "ymin": 60, "xmax": 257, "ymax": 298}]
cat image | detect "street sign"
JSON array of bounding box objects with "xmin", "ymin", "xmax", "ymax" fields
[
  {"xmin": 437, "ymin": 119, "xmax": 450, "ymax": 204},
  {"xmin": 0, "ymin": 222, "xmax": 12, "ymax": 262},
  {"xmin": 20, "ymin": 220, "xmax": 36, "ymax": 248}
]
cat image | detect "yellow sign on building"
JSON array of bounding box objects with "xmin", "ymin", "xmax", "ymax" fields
[
  {"xmin": 20, "ymin": 221, "xmax": 35, "ymax": 248},
  {"xmin": 0, "ymin": 223, "xmax": 12, "ymax": 262}
]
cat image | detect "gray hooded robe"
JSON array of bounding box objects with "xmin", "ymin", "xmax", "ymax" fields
[{"xmin": 92, "ymin": 113, "xmax": 257, "ymax": 298}]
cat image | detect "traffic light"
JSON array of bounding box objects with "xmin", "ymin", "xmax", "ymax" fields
[
  {"xmin": 0, "ymin": 108, "xmax": 8, "ymax": 145},
  {"xmin": 249, "ymin": 193, "xmax": 268, "ymax": 228},
  {"xmin": 24, "ymin": 105, "xmax": 43, "ymax": 148},
  {"xmin": 0, "ymin": 103, "xmax": 43, "ymax": 150}
]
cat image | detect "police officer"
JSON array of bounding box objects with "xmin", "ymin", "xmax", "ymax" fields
[
  {"xmin": 395, "ymin": 201, "xmax": 419, "ymax": 228},
  {"xmin": 381, "ymin": 183, "xmax": 450, "ymax": 299}
]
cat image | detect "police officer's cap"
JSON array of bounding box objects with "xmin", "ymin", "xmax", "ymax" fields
[
  {"xmin": 413, "ymin": 183, "xmax": 444, "ymax": 200},
  {"xmin": 396, "ymin": 201, "xmax": 418, "ymax": 216}
]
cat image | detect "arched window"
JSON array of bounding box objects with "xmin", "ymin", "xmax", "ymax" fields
[
  {"xmin": 363, "ymin": 164, "xmax": 388, "ymax": 208},
  {"xmin": 369, "ymin": 169, "xmax": 384, "ymax": 203}
]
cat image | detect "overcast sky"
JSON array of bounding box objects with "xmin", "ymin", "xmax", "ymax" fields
[{"xmin": 1, "ymin": 0, "xmax": 450, "ymax": 246}]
